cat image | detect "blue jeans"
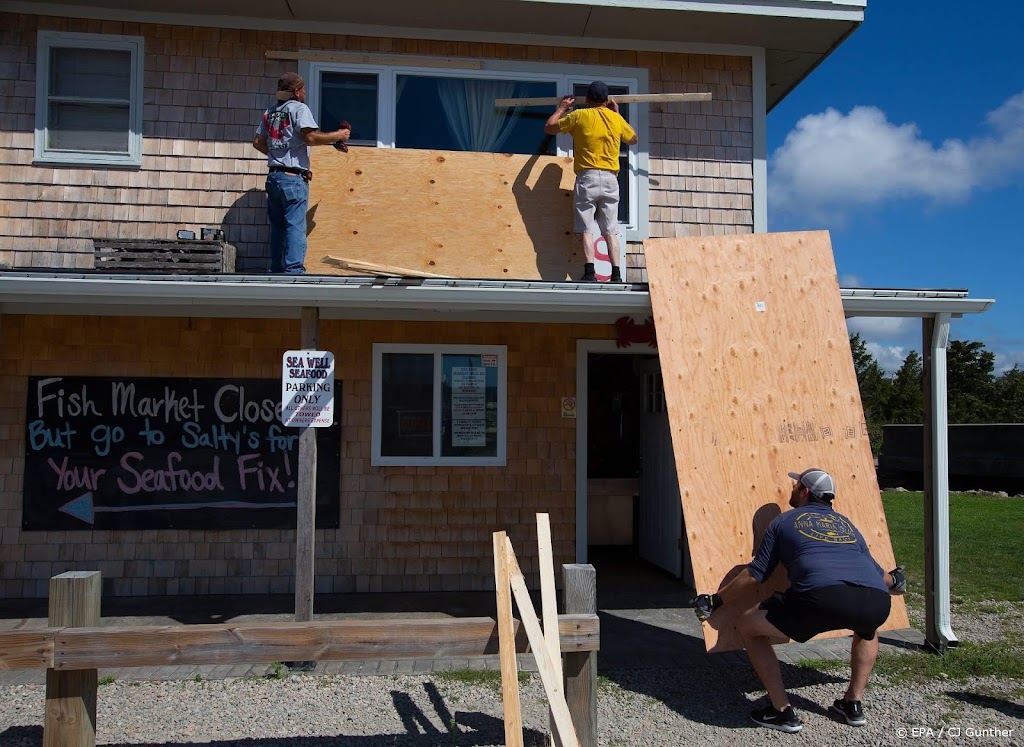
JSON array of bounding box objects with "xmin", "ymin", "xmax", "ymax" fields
[{"xmin": 266, "ymin": 172, "xmax": 309, "ymax": 274}]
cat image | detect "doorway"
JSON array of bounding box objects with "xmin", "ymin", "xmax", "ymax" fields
[{"xmin": 576, "ymin": 341, "xmax": 691, "ymax": 586}]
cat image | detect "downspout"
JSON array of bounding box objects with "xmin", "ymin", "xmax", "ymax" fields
[{"xmin": 922, "ymin": 312, "xmax": 957, "ymax": 651}]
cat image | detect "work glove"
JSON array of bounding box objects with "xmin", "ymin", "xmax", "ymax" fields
[
  {"xmin": 888, "ymin": 565, "xmax": 907, "ymax": 593},
  {"xmin": 692, "ymin": 593, "xmax": 723, "ymax": 622}
]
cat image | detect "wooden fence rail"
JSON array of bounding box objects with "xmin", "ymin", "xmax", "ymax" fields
[
  {"xmin": 1, "ymin": 569, "xmax": 600, "ymax": 747},
  {"xmin": 0, "ymin": 615, "xmax": 600, "ymax": 672}
]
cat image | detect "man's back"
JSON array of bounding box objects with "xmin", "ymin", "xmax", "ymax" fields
[
  {"xmin": 749, "ymin": 504, "xmax": 888, "ymax": 594},
  {"xmin": 558, "ymin": 107, "xmax": 635, "ymax": 173}
]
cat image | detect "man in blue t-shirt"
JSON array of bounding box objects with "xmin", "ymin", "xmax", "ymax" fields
[
  {"xmin": 693, "ymin": 467, "xmax": 906, "ymax": 733},
  {"xmin": 252, "ymin": 72, "xmax": 351, "ymax": 274}
]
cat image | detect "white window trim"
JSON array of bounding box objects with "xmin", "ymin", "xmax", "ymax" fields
[
  {"xmin": 34, "ymin": 30, "xmax": 145, "ymax": 168},
  {"xmin": 371, "ymin": 343, "xmax": 508, "ymax": 467},
  {"xmin": 305, "ymin": 58, "xmax": 649, "ymax": 240}
]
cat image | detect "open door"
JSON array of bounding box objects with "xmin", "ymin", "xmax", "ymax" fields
[{"xmin": 639, "ymin": 409, "xmax": 683, "ymax": 578}]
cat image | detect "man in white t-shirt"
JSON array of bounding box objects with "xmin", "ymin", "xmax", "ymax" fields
[{"xmin": 252, "ymin": 72, "xmax": 350, "ymax": 274}]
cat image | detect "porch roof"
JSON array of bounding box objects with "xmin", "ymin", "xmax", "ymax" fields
[{"xmin": 0, "ymin": 272, "xmax": 994, "ymax": 324}]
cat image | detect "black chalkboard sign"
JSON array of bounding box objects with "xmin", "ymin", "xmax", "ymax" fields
[{"xmin": 23, "ymin": 376, "xmax": 341, "ymax": 531}]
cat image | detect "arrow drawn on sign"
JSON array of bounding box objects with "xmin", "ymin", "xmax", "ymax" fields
[{"xmin": 58, "ymin": 493, "xmax": 297, "ymax": 525}]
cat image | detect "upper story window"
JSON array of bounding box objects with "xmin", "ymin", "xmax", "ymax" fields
[
  {"xmin": 307, "ymin": 60, "xmax": 647, "ymax": 238},
  {"xmin": 34, "ymin": 31, "xmax": 144, "ymax": 167}
]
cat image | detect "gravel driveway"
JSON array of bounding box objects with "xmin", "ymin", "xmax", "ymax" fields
[{"xmin": 2, "ymin": 604, "xmax": 1021, "ymax": 746}]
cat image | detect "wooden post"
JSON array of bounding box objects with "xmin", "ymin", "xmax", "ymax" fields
[
  {"xmin": 492, "ymin": 531, "xmax": 524, "ymax": 747},
  {"xmin": 537, "ymin": 514, "xmax": 565, "ymax": 747},
  {"xmin": 563, "ymin": 564, "xmax": 597, "ymax": 747},
  {"xmin": 44, "ymin": 571, "xmax": 101, "ymax": 747},
  {"xmin": 290, "ymin": 306, "xmax": 319, "ymax": 673}
]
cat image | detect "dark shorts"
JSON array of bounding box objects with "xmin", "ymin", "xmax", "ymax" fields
[{"xmin": 761, "ymin": 584, "xmax": 891, "ymax": 643}]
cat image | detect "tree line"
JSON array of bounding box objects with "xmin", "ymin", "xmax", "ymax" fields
[{"xmin": 851, "ymin": 334, "xmax": 1024, "ymax": 451}]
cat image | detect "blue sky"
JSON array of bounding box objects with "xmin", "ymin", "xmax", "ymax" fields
[{"xmin": 767, "ymin": 1, "xmax": 1024, "ymax": 374}]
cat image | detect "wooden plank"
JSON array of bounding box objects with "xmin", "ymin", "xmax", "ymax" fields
[
  {"xmin": 495, "ymin": 92, "xmax": 712, "ymax": 107},
  {"xmin": 0, "ymin": 630, "xmax": 54, "ymax": 670},
  {"xmin": 30, "ymin": 616, "xmax": 598, "ymax": 671},
  {"xmin": 563, "ymin": 564, "xmax": 598, "ymax": 747},
  {"xmin": 267, "ymin": 49, "xmax": 485, "ymax": 70},
  {"xmin": 505, "ymin": 538, "xmax": 581, "ymax": 747},
  {"xmin": 493, "ymin": 531, "xmax": 525, "ymax": 747},
  {"xmin": 537, "ymin": 513, "xmax": 564, "ymax": 747},
  {"xmin": 294, "ymin": 308, "xmax": 318, "ymax": 629},
  {"xmin": 45, "ymin": 571, "xmax": 101, "ymax": 747},
  {"xmin": 644, "ymin": 232, "xmax": 909, "ymax": 652},
  {"xmin": 308, "ymin": 148, "xmax": 580, "ymax": 281},
  {"xmin": 322, "ymin": 255, "xmax": 449, "ymax": 278}
]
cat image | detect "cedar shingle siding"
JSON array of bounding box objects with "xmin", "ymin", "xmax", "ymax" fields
[{"xmin": 0, "ymin": 14, "xmax": 753, "ymax": 275}]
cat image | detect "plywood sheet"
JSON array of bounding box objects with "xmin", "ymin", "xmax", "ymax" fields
[
  {"xmin": 307, "ymin": 148, "xmax": 581, "ymax": 280},
  {"xmin": 645, "ymin": 231, "xmax": 908, "ymax": 652}
]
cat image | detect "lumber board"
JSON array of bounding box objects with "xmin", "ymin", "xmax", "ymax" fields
[
  {"xmin": 493, "ymin": 531, "xmax": 524, "ymax": 747},
  {"xmin": 0, "ymin": 630, "xmax": 54, "ymax": 670},
  {"xmin": 644, "ymin": 231, "xmax": 909, "ymax": 652},
  {"xmin": 506, "ymin": 538, "xmax": 581, "ymax": 747},
  {"xmin": 322, "ymin": 255, "xmax": 448, "ymax": 278},
  {"xmin": 495, "ymin": 92, "xmax": 712, "ymax": 107},
  {"xmin": 0, "ymin": 616, "xmax": 598, "ymax": 671},
  {"xmin": 307, "ymin": 147, "xmax": 580, "ymax": 281}
]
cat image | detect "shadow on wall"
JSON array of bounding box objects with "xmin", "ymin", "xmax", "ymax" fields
[{"xmin": 220, "ymin": 188, "xmax": 269, "ymax": 273}]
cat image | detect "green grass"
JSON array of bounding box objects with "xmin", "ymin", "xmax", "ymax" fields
[
  {"xmin": 799, "ymin": 639, "xmax": 1024, "ymax": 683},
  {"xmin": 882, "ymin": 491, "xmax": 1024, "ymax": 603},
  {"xmin": 799, "ymin": 492, "xmax": 1024, "ymax": 683}
]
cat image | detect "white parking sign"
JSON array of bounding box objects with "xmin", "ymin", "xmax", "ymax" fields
[{"xmin": 281, "ymin": 350, "xmax": 335, "ymax": 428}]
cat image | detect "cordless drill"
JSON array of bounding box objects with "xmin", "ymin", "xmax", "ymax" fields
[{"xmin": 333, "ymin": 120, "xmax": 351, "ymax": 152}]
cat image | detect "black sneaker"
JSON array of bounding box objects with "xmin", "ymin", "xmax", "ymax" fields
[
  {"xmin": 609, "ymin": 267, "xmax": 623, "ymax": 283},
  {"xmin": 578, "ymin": 271, "xmax": 597, "ymax": 282},
  {"xmin": 750, "ymin": 704, "xmax": 802, "ymax": 733},
  {"xmin": 830, "ymin": 698, "xmax": 866, "ymax": 726}
]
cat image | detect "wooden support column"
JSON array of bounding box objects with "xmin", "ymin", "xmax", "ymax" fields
[
  {"xmin": 44, "ymin": 571, "xmax": 101, "ymax": 747},
  {"xmin": 294, "ymin": 306, "xmax": 319, "ymax": 625},
  {"xmin": 562, "ymin": 564, "xmax": 597, "ymax": 747}
]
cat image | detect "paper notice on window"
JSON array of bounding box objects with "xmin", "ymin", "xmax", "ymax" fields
[
  {"xmin": 452, "ymin": 419, "xmax": 486, "ymax": 446},
  {"xmin": 451, "ymin": 366, "xmax": 486, "ymax": 446}
]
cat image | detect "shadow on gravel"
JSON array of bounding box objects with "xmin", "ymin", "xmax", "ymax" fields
[
  {"xmin": 0, "ymin": 682, "xmax": 546, "ymax": 747},
  {"xmin": 947, "ymin": 691, "xmax": 1024, "ymax": 719},
  {"xmin": 598, "ymin": 615, "xmax": 848, "ymax": 727}
]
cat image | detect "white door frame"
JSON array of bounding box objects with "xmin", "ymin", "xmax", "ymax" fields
[{"xmin": 575, "ymin": 339, "xmax": 654, "ymax": 563}]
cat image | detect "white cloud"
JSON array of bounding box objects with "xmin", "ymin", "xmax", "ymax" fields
[
  {"xmin": 847, "ymin": 316, "xmax": 916, "ymax": 339},
  {"xmin": 846, "ymin": 318, "xmax": 918, "ymax": 374},
  {"xmin": 865, "ymin": 342, "xmax": 909, "ymax": 374},
  {"xmin": 838, "ymin": 273, "xmax": 864, "ymax": 287},
  {"xmin": 770, "ymin": 91, "xmax": 1024, "ymax": 222}
]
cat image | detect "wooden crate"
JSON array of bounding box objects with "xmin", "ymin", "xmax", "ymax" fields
[{"xmin": 93, "ymin": 239, "xmax": 236, "ymax": 273}]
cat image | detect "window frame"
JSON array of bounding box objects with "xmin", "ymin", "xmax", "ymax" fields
[
  {"xmin": 371, "ymin": 343, "xmax": 508, "ymax": 466},
  {"xmin": 304, "ymin": 58, "xmax": 649, "ymax": 239},
  {"xmin": 34, "ymin": 30, "xmax": 145, "ymax": 168}
]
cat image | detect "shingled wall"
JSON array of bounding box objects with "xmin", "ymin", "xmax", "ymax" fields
[{"xmin": 0, "ymin": 13, "xmax": 753, "ymax": 276}]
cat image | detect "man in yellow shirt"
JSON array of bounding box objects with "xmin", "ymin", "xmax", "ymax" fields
[{"xmin": 545, "ymin": 81, "xmax": 638, "ymax": 283}]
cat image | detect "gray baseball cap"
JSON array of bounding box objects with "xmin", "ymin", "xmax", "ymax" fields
[{"xmin": 788, "ymin": 468, "xmax": 835, "ymax": 499}]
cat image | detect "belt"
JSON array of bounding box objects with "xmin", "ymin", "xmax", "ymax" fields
[{"xmin": 268, "ymin": 166, "xmax": 310, "ymax": 179}]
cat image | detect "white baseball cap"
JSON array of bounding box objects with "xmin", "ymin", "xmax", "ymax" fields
[{"xmin": 788, "ymin": 468, "xmax": 835, "ymax": 499}]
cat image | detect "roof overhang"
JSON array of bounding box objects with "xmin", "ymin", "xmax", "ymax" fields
[
  {"xmin": 12, "ymin": 0, "xmax": 866, "ymax": 110},
  {"xmin": 0, "ymin": 273, "xmax": 993, "ymax": 324}
]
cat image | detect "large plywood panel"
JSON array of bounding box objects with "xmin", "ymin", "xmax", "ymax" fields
[
  {"xmin": 307, "ymin": 148, "xmax": 580, "ymax": 280},
  {"xmin": 645, "ymin": 231, "xmax": 908, "ymax": 652}
]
